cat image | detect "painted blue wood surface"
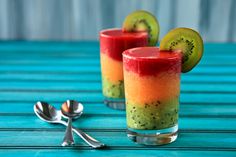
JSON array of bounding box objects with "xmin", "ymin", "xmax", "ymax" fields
[
  {"xmin": 0, "ymin": 131, "xmax": 236, "ymax": 148},
  {"xmin": 0, "ymin": 41, "xmax": 235, "ymax": 156}
]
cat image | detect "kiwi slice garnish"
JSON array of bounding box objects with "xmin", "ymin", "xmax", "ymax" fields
[
  {"xmin": 160, "ymin": 27, "xmax": 204, "ymax": 73},
  {"xmin": 122, "ymin": 10, "xmax": 160, "ymax": 46}
]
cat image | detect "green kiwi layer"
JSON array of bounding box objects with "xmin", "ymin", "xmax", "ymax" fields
[
  {"xmin": 102, "ymin": 76, "xmax": 125, "ymax": 99},
  {"xmin": 122, "ymin": 10, "xmax": 160, "ymax": 46},
  {"xmin": 160, "ymin": 27, "xmax": 204, "ymax": 73},
  {"xmin": 126, "ymin": 98, "xmax": 179, "ymax": 130}
]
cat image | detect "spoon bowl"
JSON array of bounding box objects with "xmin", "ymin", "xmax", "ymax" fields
[
  {"xmin": 34, "ymin": 101, "xmax": 61, "ymax": 123},
  {"xmin": 61, "ymin": 100, "xmax": 83, "ymax": 118}
]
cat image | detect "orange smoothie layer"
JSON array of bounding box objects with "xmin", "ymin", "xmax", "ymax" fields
[
  {"xmin": 100, "ymin": 52, "xmax": 123, "ymax": 83},
  {"xmin": 124, "ymin": 70, "xmax": 180, "ymax": 105}
]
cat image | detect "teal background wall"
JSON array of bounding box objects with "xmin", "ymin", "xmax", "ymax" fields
[{"xmin": 0, "ymin": 0, "xmax": 235, "ymax": 42}]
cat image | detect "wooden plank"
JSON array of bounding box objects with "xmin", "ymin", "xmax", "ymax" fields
[
  {"xmin": 1, "ymin": 58, "xmax": 236, "ymax": 66},
  {"xmin": 0, "ymin": 91, "xmax": 235, "ymax": 103},
  {"xmin": 0, "ymin": 150, "xmax": 235, "ymax": 157},
  {"xmin": 0, "ymin": 102, "xmax": 236, "ymax": 117},
  {"xmin": 1, "ymin": 54, "xmax": 236, "ymax": 63},
  {"xmin": 0, "ymin": 41, "xmax": 99, "ymax": 52},
  {"xmin": 0, "ymin": 73, "xmax": 102, "ymax": 82},
  {"xmin": 1, "ymin": 73, "xmax": 236, "ymax": 84},
  {"xmin": 0, "ymin": 53, "xmax": 99, "ymax": 58},
  {"xmin": 0, "ymin": 62, "xmax": 235, "ymax": 70},
  {"xmin": 0, "ymin": 115, "xmax": 235, "ymax": 130},
  {"xmin": 0, "ymin": 59, "xmax": 101, "ymax": 65},
  {"xmin": 0, "ymin": 46, "xmax": 234, "ymax": 55},
  {"xmin": 0, "ymin": 81, "xmax": 235, "ymax": 93},
  {"xmin": 204, "ymin": 43, "xmax": 236, "ymax": 53},
  {"xmin": 1, "ymin": 52, "xmax": 236, "ymax": 59},
  {"xmin": 0, "ymin": 65, "xmax": 101, "ymax": 72},
  {"xmin": 0, "ymin": 130, "xmax": 235, "ymax": 149},
  {"xmin": 182, "ymin": 75, "xmax": 236, "ymax": 83},
  {"xmin": 0, "ymin": 42, "xmax": 235, "ymax": 52},
  {"xmin": 2, "ymin": 62, "xmax": 233, "ymax": 69},
  {"xmin": 1, "ymin": 53, "xmax": 235, "ymax": 59},
  {"xmin": 0, "ymin": 65, "xmax": 236, "ymax": 75}
]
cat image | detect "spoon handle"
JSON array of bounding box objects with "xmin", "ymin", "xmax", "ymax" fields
[
  {"xmin": 72, "ymin": 127, "xmax": 106, "ymax": 148},
  {"xmin": 61, "ymin": 118, "xmax": 74, "ymax": 146},
  {"xmin": 59, "ymin": 120, "xmax": 105, "ymax": 148}
]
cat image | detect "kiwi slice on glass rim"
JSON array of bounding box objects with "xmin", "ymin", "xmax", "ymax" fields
[
  {"xmin": 160, "ymin": 27, "xmax": 204, "ymax": 73},
  {"xmin": 122, "ymin": 10, "xmax": 160, "ymax": 46}
]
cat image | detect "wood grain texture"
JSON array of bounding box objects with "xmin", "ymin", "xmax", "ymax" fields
[
  {"xmin": 0, "ymin": 150, "xmax": 235, "ymax": 157},
  {"xmin": 0, "ymin": 42, "xmax": 235, "ymax": 156}
]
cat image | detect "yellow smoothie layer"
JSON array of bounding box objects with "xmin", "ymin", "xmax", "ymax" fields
[
  {"xmin": 124, "ymin": 70, "xmax": 180, "ymax": 105},
  {"xmin": 100, "ymin": 52, "xmax": 123, "ymax": 83}
]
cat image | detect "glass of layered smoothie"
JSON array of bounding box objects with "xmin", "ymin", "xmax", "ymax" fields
[
  {"xmin": 100, "ymin": 29, "xmax": 148, "ymax": 110},
  {"xmin": 123, "ymin": 47, "xmax": 182, "ymax": 145}
]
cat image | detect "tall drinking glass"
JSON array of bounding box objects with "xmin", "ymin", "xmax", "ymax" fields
[
  {"xmin": 123, "ymin": 47, "xmax": 182, "ymax": 145},
  {"xmin": 100, "ymin": 28, "xmax": 148, "ymax": 110}
]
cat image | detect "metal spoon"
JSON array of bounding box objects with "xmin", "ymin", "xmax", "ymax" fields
[
  {"xmin": 34, "ymin": 101, "xmax": 105, "ymax": 148},
  {"xmin": 60, "ymin": 100, "xmax": 82, "ymax": 146}
]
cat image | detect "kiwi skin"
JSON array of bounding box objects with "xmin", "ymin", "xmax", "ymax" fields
[
  {"xmin": 160, "ymin": 27, "xmax": 204, "ymax": 73},
  {"xmin": 122, "ymin": 10, "xmax": 160, "ymax": 46}
]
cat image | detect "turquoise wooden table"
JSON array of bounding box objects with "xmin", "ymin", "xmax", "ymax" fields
[{"xmin": 0, "ymin": 41, "xmax": 236, "ymax": 156}]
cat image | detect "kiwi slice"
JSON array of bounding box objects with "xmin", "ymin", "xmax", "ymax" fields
[
  {"xmin": 160, "ymin": 27, "xmax": 204, "ymax": 73},
  {"xmin": 122, "ymin": 10, "xmax": 160, "ymax": 46}
]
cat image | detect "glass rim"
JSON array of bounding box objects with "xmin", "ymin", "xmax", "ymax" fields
[
  {"xmin": 100, "ymin": 28, "xmax": 148, "ymax": 39},
  {"xmin": 123, "ymin": 47, "xmax": 182, "ymax": 61}
]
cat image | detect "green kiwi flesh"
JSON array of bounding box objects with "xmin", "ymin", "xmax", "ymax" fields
[
  {"xmin": 160, "ymin": 27, "xmax": 204, "ymax": 73},
  {"xmin": 122, "ymin": 10, "xmax": 160, "ymax": 46}
]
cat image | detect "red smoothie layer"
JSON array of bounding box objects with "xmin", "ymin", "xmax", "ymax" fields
[
  {"xmin": 100, "ymin": 29, "xmax": 148, "ymax": 61},
  {"xmin": 123, "ymin": 47, "xmax": 182, "ymax": 76}
]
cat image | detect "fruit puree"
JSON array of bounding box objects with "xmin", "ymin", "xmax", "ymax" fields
[
  {"xmin": 123, "ymin": 47, "xmax": 182, "ymax": 130},
  {"xmin": 100, "ymin": 29, "xmax": 148, "ymax": 99}
]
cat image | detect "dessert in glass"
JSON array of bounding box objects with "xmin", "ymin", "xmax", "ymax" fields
[
  {"xmin": 99, "ymin": 9, "xmax": 203, "ymax": 145},
  {"xmin": 123, "ymin": 47, "xmax": 182, "ymax": 145},
  {"xmin": 99, "ymin": 29, "xmax": 148, "ymax": 110}
]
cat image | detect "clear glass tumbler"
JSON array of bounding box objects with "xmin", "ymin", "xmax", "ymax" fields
[
  {"xmin": 123, "ymin": 47, "xmax": 182, "ymax": 145},
  {"xmin": 99, "ymin": 28, "xmax": 148, "ymax": 110}
]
